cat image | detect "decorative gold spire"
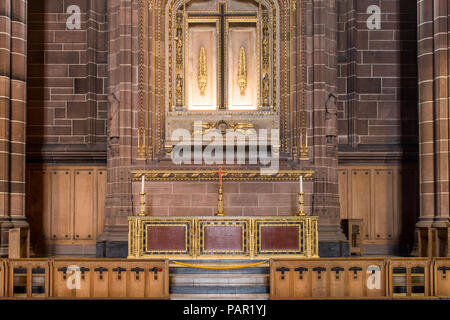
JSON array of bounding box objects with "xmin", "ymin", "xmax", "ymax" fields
[
  {"xmin": 198, "ymin": 46, "xmax": 207, "ymax": 96},
  {"xmin": 237, "ymin": 46, "xmax": 247, "ymax": 96}
]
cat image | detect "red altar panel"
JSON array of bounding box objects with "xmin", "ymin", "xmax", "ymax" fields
[
  {"xmin": 204, "ymin": 226, "xmax": 243, "ymax": 251},
  {"xmin": 147, "ymin": 226, "xmax": 186, "ymax": 251},
  {"xmin": 260, "ymin": 226, "xmax": 300, "ymax": 251}
]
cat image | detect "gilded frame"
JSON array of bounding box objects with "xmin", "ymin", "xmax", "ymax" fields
[
  {"xmin": 255, "ymin": 219, "xmax": 305, "ymax": 256},
  {"xmin": 197, "ymin": 218, "xmax": 250, "ymax": 257},
  {"xmin": 138, "ymin": 0, "xmax": 308, "ymax": 162},
  {"xmin": 128, "ymin": 215, "xmax": 318, "ymax": 259}
]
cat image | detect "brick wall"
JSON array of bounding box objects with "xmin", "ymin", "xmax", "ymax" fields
[
  {"xmin": 337, "ymin": 0, "xmax": 418, "ymax": 150},
  {"xmin": 27, "ymin": 0, "xmax": 108, "ymax": 159},
  {"xmin": 132, "ymin": 181, "xmax": 313, "ymax": 217}
]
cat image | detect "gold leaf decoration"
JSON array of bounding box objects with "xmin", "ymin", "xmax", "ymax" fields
[
  {"xmin": 197, "ymin": 46, "xmax": 207, "ymax": 96},
  {"xmin": 237, "ymin": 46, "xmax": 247, "ymax": 96}
]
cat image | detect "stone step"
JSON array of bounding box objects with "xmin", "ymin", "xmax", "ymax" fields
[
  {"xmin": 170, "ymin": 293, "xmax": 269, "ymax": 300},
  {"xmin": 168, "ymin": 259, "xmax": 270, "ymax": 300},
  {"xmin": 170, "ymin": 267, "xmax": 270, "ymax": 274},
  {"xmin": 170, "ymin": 273, "xmax": 269, "ymax": 286},
  {"xmin": 170, "ymin": 285, "xmax": 269, "ymax": 295}
]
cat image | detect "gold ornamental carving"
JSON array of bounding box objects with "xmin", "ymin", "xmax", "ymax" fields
[
  {"xmin": 131, "ymin": 169, "xmax": 314, "ymax": 182},
  {"xmin": 128, "ymin": 215, "xmax": 319, "ymax": 259},
  {"xmin": 262, "ymin": 12, "xmax": 270, "ymax": 70},
  {"xmin": 197, "ymin": 46, "xmax": 207, "ymax": 96},
  {"xmin": 175, "ymin": 74, "xmax": 183, "ymax": 106},
  {"xmin": 192, "ymin": 120, "xmax": 255, "ymax": 136},
  {"xmin": 237, "ymin": 46, "xmax": 247, "ymax": 96},
  {"xmin": 175, "ymin": 13, "xmax": 183, "ymax": 68},
  {"xmin": 262, "ymin": 73, "xmax": 270, "ymax": 105}
]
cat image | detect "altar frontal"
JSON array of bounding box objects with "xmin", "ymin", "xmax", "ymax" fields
[{"xmin": 128, "ymin": 170, "xmax": 318, "ymax": 259}]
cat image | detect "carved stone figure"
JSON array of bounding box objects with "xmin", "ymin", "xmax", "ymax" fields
[
  {"xmin": 108, "ymin": 93, "xmax": 120, "ymax": 142},
  {"xmin": 325, "ymin": 93, "xmax": 338, "ymax": 145}
]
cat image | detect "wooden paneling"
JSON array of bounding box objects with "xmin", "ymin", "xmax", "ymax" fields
[
  {"xmin": 338, "ymin": 165, "xmax": 418, "ymax": 245},
  {"xmin": 51, "ymin": 170, "xmax": 71, "ymax": 240},
  {"xmin": 338, "ymin": 170, "xmax": 349, "ymax": 220},
  {"xmin": 74, "ymin": 170, "xmax": 95, "ymax": 241},
  {"xmin": 26, "ymin": 166, "xmax": 107, "ymax": 251},
  {"xmin": 97, "ymin": 170, "xmax": 107, "ymax": 238},
  {"xmin": 350, "ymin": 169, "xmax": 371, "ymax": 239},
  {"xmin": 373, "ymin": 170, "xmax": 395, "ymax": 240}
]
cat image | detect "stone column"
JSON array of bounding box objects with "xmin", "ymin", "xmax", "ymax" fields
[
  {"xmin": 0, "ymin": 0, "xmax": 28, "ymax": 257},
  {"xmin": 309, "ymin": 0, "xmax": 348, "ymax": 256},
  {"xmin": 417, "ymin": 0, "xmax": 450, "ymax": 256},
  {"xmin": 100, "ymin": 0, "xmax": 136, "ymax": 257}
]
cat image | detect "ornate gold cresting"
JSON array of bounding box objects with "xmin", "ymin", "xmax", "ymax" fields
[
  {"xmin": 237, "ymin": 46, "xmax": 247, "ymax": 96},
  {"xmin": 216, "ymin": 167, "xmax": 226, "ymax": 216},
  {"xmin": 198, "ymin": 46, "xmax": 208, "ymax": 96},
  {"xmin": 131, "ymin": 169, "xmax": 314, "ymax": 182}
]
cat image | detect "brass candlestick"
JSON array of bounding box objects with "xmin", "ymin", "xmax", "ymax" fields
[
  {"xmin": 216, "ymin": 184, "xmax": 226, "ymax": 217},
  {"xmin": 297, "ymin": 192, "xmax": 307, "ymax": 216},
  {"xmin": 138, "ymin": 192, "xmax": 147, "ymax": 216},
  {"xmin": 216, "ymin": 167, "xmax": 226, "ymax": 217}
]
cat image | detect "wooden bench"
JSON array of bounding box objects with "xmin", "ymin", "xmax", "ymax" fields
[
  {"xmin": 270, "ymin": 258, "xmax": 387, "ymax": 299},
  {"xmin": 51, "ymin": 259, "xmax": 169, "ymax": 299}
]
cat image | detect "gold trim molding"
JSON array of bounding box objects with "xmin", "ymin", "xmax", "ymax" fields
[{"xmin": 131, "ymin": 169, "xmax": 314, "ymax": 181}]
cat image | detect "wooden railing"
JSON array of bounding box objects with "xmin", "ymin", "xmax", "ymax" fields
[
  {"xmin": 1, "ymin": 257, "xmax": 449, "ymax": 299},
  {"xmin": 0, "ymin": 259, "xmax": 169, "ymax": 299},
  {"xmin": 271, "ymin": 258, "xmax": 450, "ymax": 299}
]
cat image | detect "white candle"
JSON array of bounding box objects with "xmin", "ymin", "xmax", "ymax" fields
[
  {"xmin": 141, "ymin": 174, "xmax": 145, "ymax": 193},
  {"xmin": 299, "ymin": 175, "xmax": 303, "ymax": 193}
]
